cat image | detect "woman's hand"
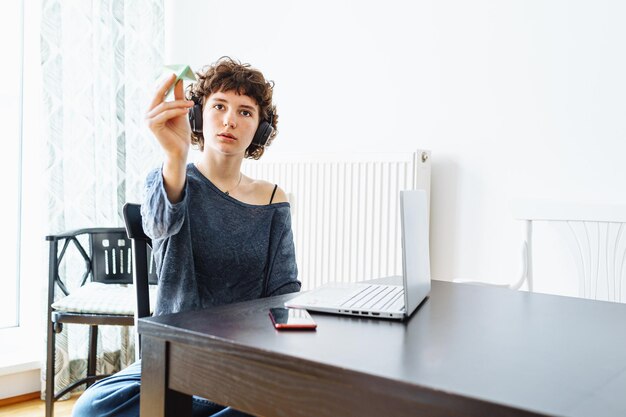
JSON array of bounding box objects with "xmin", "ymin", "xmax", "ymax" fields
[
  {"xmin": 146, "ymin": 74, "xmax": 195, "ymax": 203},
  {"xmin": 145, "ymin": 74, "xmax": 195, "ymax": 163}
]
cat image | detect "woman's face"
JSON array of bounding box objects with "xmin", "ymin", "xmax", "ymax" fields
[{"xmin": 202, "ymin": 90, "xmax": 260, "ymax": 157}]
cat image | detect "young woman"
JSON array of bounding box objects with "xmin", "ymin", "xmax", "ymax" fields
[{"xmin": 72, "ymin": 57, "xmax": 300, "ymax": 417}]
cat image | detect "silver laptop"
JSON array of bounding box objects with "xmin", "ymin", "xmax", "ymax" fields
[{"xmin": 285, "ymin": 189, "xmax": 431, "ymax": 320}]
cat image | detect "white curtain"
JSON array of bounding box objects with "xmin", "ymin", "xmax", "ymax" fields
[{"xmin": 40, "ymin": 0, "xmax": 164, "ymax": 399}]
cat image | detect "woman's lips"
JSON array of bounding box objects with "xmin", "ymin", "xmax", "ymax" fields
[{"xmin": 218, "ymin": 133, "xmax": 237, "ymax": 141}]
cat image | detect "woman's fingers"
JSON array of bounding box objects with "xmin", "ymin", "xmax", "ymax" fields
[
  {"xmin": 146, "ymin": 99, "xmax": 193, "ymax": 119},
  {"xmin": 174, "ymin": 78, "xmax": 185, "ymax": 101},
  {"xmin": 146, "ymin": 107, "xmax": 191, "ymax": 131},
  {"xmin": 148, "ymin": 73, "xmax": 177, "ymax": 111}
]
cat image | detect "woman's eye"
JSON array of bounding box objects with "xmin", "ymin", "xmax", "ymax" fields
[
  {"xmin": 241, "ymin": 110, "xmax": 252, "ymax": 117},
  {"xmin": 213, "ymin": 104, "xmax": 224, "ymax": 110}
]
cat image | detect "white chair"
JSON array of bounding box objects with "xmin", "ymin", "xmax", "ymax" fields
[
  {"xmin": 457, "ymin": 200, "xmax": 626, "ymax": 302},
  {"xmin": 513, "ymin": 200, "xmax": 626, "ymax": 302}
]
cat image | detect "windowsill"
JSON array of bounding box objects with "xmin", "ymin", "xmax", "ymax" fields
[
  {"xmin": 0, "ymin": 357, "xmax": 41, "ymax": 400},
  {"xmin": 0, "ymin": 359, "xmax": 40, "ymax": 377},
  {"xmin": 0, "ymin": 326, "xmax": 42, "ymax": 377}
]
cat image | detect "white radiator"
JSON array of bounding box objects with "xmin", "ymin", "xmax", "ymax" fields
[{"xmin": 242, "ymin": 150, "xmax": 431, "ymax": 290}]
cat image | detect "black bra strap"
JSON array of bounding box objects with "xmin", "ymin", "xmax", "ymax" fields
[{"xmin": 269, "ymin": 184, "xmax": 278, "ymax": 204}]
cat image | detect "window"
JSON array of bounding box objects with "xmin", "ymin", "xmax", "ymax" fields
[
  {"xmin": 0, "ymin": 0, "xmax": 43, "ymax": 375},
  {"xmin": 0, "ymin": 0, "xmax": 23, "ymax": 330}
]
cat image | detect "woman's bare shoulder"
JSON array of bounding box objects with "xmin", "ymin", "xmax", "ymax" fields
[{"xmin": 249, "ymin": 178, "xmax": 288, "ymax": 204}]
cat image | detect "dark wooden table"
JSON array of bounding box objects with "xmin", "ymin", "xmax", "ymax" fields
[{"xmin": 138, "ymin": 280, "xmax": 626, "ymax": 417}]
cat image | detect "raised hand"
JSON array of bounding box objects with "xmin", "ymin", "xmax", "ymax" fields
[
  {"xmin": 146, "ymin": 73, "xmax": 195, "ymax": 203},
  {"xmin": 145, "ymin": 73, "xmax": 195, "ymax": 162}
]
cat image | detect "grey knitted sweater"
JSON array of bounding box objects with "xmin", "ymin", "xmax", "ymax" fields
[{"xmin": 141, "ymin": 163, "xmax": 301, "ymax": 316}]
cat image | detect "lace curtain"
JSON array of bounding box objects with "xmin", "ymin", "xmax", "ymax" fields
[{"xmin": 40, "ymin": 0, "xmax": 164, "ymax": 399}]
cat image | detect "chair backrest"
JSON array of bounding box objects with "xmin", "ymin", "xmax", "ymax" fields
[
  {"xmin": 122, "ymin": 203, "xmax": 157, "ymax": 322},
  {"xmin": 47, "ymin": 228, "xmax": 134, "ymax": 303},
  {"xmin": 513, "ymin": 200, "xmax": 626, "ymax": 302},
  {"xmin": 90, "ymin": 229, "xmax": 134, "ymax": 283}
]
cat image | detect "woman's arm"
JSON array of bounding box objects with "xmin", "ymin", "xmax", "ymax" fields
[
  {"xmin": 141, "ymin": 168, "xmax": 187, "ymax": 241},
  {"xmin": 145, "ymin": 74, "xmax": 194, "ymax": 203}
]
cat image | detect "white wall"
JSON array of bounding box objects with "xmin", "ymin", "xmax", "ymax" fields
[{"xmin": 164, "ymin": 0, "xmax": 626, "ymax": 292}]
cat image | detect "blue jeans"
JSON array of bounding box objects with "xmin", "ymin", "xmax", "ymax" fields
[{"xmin": 72, "ymin": 361, "xmax": 254, "ymax": 417}]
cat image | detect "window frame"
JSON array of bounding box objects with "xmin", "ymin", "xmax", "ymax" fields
[{"xmin": 0, "ymin": 0, "xmax": 45, "ymax": 375}]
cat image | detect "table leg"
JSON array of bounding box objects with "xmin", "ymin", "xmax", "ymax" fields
[{"xmin": 140, "ymin": 335, "xmax": 192, "ymax": 417}]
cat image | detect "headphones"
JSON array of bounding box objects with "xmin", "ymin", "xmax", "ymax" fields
[{"xmin": 189, "ymin": 96, "xmax": 274, "ymax": 148}]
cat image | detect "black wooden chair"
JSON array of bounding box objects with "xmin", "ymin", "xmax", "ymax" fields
[
  {"xmin": 45, "ymin": 227, "xmax": 156, "ymax": 417},
  {"xmin": 122, "ymin": 202, "xmax": 156, "ymax": 355}
]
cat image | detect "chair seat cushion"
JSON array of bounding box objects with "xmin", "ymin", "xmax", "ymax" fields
[{"xmin": 52, "ymin": 282, "xmax": 157, "ymax": 315}]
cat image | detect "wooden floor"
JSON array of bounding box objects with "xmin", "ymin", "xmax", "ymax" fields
[{"xmin": 0, "ymin": 395, "xmax": 78, "ymax": 417}]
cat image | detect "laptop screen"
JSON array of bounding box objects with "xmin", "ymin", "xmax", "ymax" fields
[{"xmin": 400, "ymin": 189, "xmax": 431, "ymax": 315}]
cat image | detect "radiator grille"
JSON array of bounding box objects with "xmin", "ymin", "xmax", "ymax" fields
[{"xmin": 243, "ymin": 151, "xmax": 430, "ymax": 290}]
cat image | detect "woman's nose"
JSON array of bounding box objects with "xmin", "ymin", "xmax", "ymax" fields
[{"xmin": 223, "ymin": 112, "xmax": 236, "ymax": 128}]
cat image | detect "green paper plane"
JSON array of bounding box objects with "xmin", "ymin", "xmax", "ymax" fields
[{"xmin": 163, "ymin": 64, "xmax": 197, "ymax": 97}]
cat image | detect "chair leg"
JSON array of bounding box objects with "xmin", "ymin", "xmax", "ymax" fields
[
  {"xmin": 45, "ymin": 320, "xmax": 56, "ymax": 417},
  {"xmin": 86, "ymin": 325, "xmax": 98, "ymax": 388}
]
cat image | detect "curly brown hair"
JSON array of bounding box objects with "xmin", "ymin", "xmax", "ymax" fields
[{"xmin": 186, "ymin": 57, "xmax": 278, "ymax": 160}]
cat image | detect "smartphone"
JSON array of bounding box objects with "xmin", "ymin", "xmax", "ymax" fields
[{"xmin": 269, "ymin": 307, "xmax": 317, "ymax": 330}]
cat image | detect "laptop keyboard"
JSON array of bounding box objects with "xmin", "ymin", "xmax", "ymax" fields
[{"xmin": 340, "ymin": 285, "xmax": 404, "ymax": 312}]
